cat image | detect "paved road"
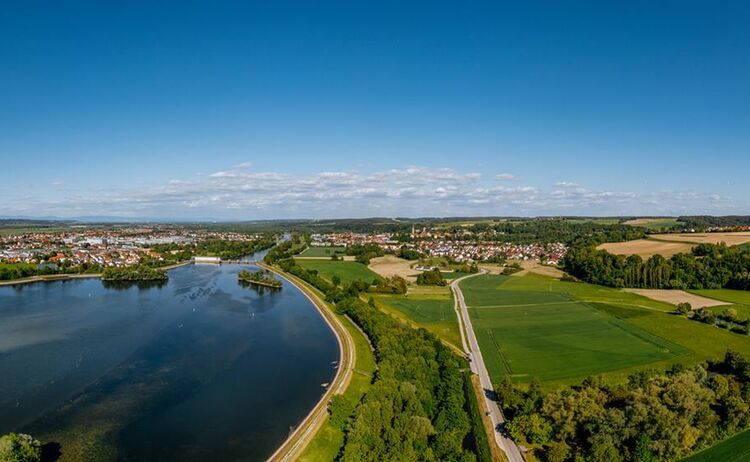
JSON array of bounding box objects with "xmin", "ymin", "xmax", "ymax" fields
[{"xmin": 451, "ymin": 274, "xmax": 525, "ymax": 462}]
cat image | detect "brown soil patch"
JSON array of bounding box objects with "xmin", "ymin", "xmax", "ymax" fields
[
  {"xmin": 651, "ymin": 232, "xmax": 750, "ymax": 246},
  {"xmin": 368, "ymin": 255, "xmax": 420, "ymax": 282},
  {"xmin": 624, "ymin": 289, "xmax": 730, "ymax": 308},
  {"xmin": 624, "ymin": 218, "xmax": 667, "ymax": 225},
  {"xmin": 513, "ymin": 260, "xmax": 566, "ymax": 278},
  {"xmin": 597, "ymin": 240, "xmax": 693, "ymax": 258}
]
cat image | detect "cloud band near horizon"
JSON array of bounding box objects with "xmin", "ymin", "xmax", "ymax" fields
[{"xmin": 1, "ymin": 165, "xmax": 740, "ymax": 220}]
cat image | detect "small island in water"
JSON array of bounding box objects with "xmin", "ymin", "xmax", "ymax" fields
[
  {"xmin": 101, "ymin": 266, "xmax": 169, "ymax": 281},
  {"xmin": 238, "ymin": 269, "xmax": 282, "ymax": 288}
]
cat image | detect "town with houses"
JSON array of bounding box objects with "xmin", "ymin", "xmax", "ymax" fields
[
  {"xmin": 310, "ymin": 225, "xmax": 568, "ymax": 265},
  {"xmin": 1, "ymin": 223, "xmax": 568, "ymax": 272},
  {"xmin": 0, "ymin": 227, "xmax": 262, "ymax": 269}
]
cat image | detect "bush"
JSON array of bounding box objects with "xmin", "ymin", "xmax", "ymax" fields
[
  {"xmin": 0, "ymin": 433, "xmax": 42, "ymax": 462},
  {"xmin": 676, "ymin": 302, "xmax": 692, "ymax": 315},
  {"xmin": 416, "ymin": 268, "xmax": 446, "ymax": 286}
]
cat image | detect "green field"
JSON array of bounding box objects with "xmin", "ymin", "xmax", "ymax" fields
[
  {"xmin": 297, "ymin": 246, "xmax": 347, "ymax": 257},
  {"xmin": 441, "ymin": 271, "xmax": 471, "ymax": 280},
  {"xmin": 691, "ymin": 289, "xmax": 750, "ymax": 317},
  {"xmin": 295, "ymin": 259, "xmax": 381, "ymax": 285},
  {"xmin": 624, "ymin": 217, "xmax": 683, "ymax": 230},
  {"xmin": 682, "ymin": 428, "xmax": 750, "ymax": 462},
  {"xmin": 373, "ymin": 293, "xmax": 462, "ymax": 349},
  {"xmin": 460, "ymin": 274, "xmax": 750, "ymax": 387}
]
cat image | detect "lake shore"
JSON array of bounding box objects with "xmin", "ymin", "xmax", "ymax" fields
[{"xmin": 0, "ymin": 261, "xmax": 191, "ymax": 287}]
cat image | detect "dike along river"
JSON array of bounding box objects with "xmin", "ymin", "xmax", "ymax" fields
[{"xmin": 0, "ymin": 256, "xmax": 339, "ymax": 461}]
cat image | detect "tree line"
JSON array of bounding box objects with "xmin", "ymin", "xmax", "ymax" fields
[
  {"xmin": 497, "ymin": 351, "xmax": 750, "ymax": 462},
  {"xmin": 564, "ymin": 243, "xmax": 750, "ymax": 291}
]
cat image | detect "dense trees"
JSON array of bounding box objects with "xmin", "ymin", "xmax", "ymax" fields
[
  {"xmin": 498, "ymin": 351, "xmax": 750, "ymax": 461},
  {"xmin": 417, "ymin": 269, "xmax": 447, "ymax": 286},
  {"xmin": 265, "ymin": 244, "xmax": 482, "ymax": 460},
  {"xmin": 346, "ymin": 244, "xmax": 385, "ymax": 265},
  {"xmin": 101, "ymin": 266, "xmax": 168, "ymax": 281},
  {"xmin": 336, "ymin": 298, "xmax": 476, "ymax": 462},
  {"xmin": 237, "ymin": 269, "xmax": 282, "ymax": 288},
  {"xmin": 151, "ymin": 235, "xmax": 276, "ymax": 261},
  {"xmin": 0, "ymin": 433, "xmax": 41, "ymax": 462},
  {"xmin": 463, "ymin": 220, "xmax": 646, "ymax": 245},
  {"xmin": 564, "ymin": 243, "xmax": 750, "ymax": 291}
]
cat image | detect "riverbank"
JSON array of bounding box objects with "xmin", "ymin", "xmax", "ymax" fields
[
  {"xmin": 260, "ymin": 262, "xmax": 356, "ymax": 462},
  {"xmin": 0, "ymin": 261, "xmax": 192, "ymax": 287}
]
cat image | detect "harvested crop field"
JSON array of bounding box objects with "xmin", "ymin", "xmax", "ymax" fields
[
  {"xmin": 597, "ymin": 239, "xmax": 693, "ymax": 258},
  {"xmin": 515, "ymin": 261, "xmax": 566, "ymax": 278},
  {"xmin": 623, "ymin": 289, "xmax": 729, "ymax": 308},
  {"xmin": 651, "ymin": 232, "xmax": 750, "ymax": 246},
  {"xmin": 368, "ymin": 255, "xmax": 420, "ymax": 282}
]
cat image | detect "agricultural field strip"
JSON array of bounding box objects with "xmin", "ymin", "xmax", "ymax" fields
[
  {"xmin": 462, "ymin": 274, "xmax": 691, "ymax": 384},
  {"xmin": 471, "ymin": 299, "xmax": 668, "ymax": 312}
]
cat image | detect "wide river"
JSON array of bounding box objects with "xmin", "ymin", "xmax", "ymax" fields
[{"xmin": 0, "ymin": 255, "xmax": 339, "ymax": 461}]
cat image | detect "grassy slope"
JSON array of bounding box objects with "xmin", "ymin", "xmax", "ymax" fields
[
  {"xmin": 298, "ymin": 312, "xmax": 376, "ymax": 462},
  {"xmin": 461, "ymin": 274, "xmax": 750, "ymax": 387},
  {"xmin": 681, "ymin": 428, "xmax": 750, "ymax": 462},
  {"xmin": 294, "ymin": 260, "xmax": 381, "ymax": 285},
  {"xmin": 297, "ymin": 246, "xmax": 347, "ymax": 257},
  {"xmin": 691, "ymin": 289, "xmax": 750, "ymax": 318}
]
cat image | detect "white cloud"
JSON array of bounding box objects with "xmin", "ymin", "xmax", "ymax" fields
[
  {"xmin": 233, "ymin": 161, "xmax": 253, "ymax": 169},
  {"xmin": 495, "ymin": 173, "xmax": 518, "ymax": 181},
  {"xmin": 1, "ymin": 165, "xmax": 743, "ymax": 219}
]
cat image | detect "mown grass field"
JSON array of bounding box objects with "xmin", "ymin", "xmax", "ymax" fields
[
  {"xmin": 691, "ymin": 289, "xmax": 750, "ymax": 318},
  {"xmin": 297, "ymin": 246, "xmax": 347, "ymax": 257},
  {"xmin": 295, "ymin": 260, "xmax": 381, "ymax": 285},
  {"xmin": 373, "ymin": 293, "xmax": 462, "ymax": 349},
  {"xmin": 460, "ymin": 274, "xmax": 750, "ymax": 387},
  {"xmin": 681, "ymin": 428, "xmax": 750, "ymax": 462}
]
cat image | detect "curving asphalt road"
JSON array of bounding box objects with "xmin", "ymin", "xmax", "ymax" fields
[{"xmin": 451, "ymin": 274, "xmax": 525, "ymax": 462}]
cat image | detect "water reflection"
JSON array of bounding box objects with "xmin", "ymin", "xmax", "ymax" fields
[
  {"xmin": 0, "ymin": 261, "xmax": 338, "ymax": 461},
  {"xmin": 101, "ymin": 279, "xmax": 168, "ymax": 291}
]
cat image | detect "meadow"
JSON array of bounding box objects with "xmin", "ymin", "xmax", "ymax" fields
[
  {"xmin": 691, "ymin": 288, "xmax": 750, "ymax": 318},
  {"xmin": 682, "ymin": 428, "xmax": 750, "ymax": 462},
  {"xmin": 623, "ymin": 217, "xmax": 684, "ymax": 230},
  {"xmin": 373, "ymin": 292, "xmax": 462, "ymax": 349},
  {"xmin": 460, "ymin": 273, "xmax": 750, "ymax": 387},
  {"xmin": 297, "ymin": 246, "xmax": 347, "ymax": 257},
  {"xmin": 294, "ymin": 259, "xmax": 381, "ymax": 285}
]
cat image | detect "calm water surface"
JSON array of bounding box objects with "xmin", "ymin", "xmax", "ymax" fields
[{"xmin": 0, "ymin": 259, "xmax": 338, "ymax": 461}]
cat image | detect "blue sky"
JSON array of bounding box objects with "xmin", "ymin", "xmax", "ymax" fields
[{"xmin": 1, "ymin": 1, "xmax": 748, "ymax": 219}]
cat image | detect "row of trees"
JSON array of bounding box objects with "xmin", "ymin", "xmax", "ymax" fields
[
  {"xmin": 564, "ymin": 243, "xmax": 750, "ymax": 290},
  {"xmin": 462, "ymin": 219, "xmax": 646, "ymax": 245},
  {"xmin": 100, "ymin": 265, "xmax": 168, "ymax": 281},
  {"xmin": 498, "ymin": 351, "xmax": 750, "ymax": 461}
]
